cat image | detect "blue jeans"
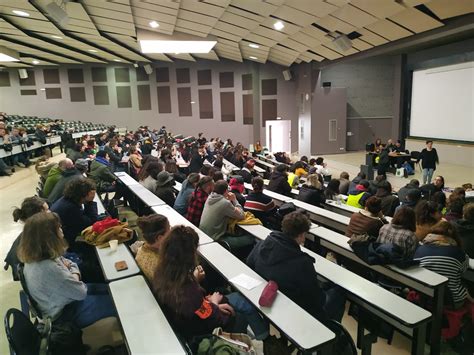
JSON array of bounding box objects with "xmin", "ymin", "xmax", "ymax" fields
[
  {"xmin": 226, "ymin": 292, "xmax": 269, "ymax": 340},
  {"xmin": 422, "ymin": 168, "xmax": 434, "ymax": 184},
  {"xmin": 57, "ymin": 283, "xmax": 116, "ymax": 329}
]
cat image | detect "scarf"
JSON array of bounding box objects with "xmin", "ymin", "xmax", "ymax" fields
[
  {"xmin": 422, "ymin": 233, "xmax": 457, "ymax": 247},
  {"xmin": 95, "ymin": 156, "xmax": 110, "ymax": 166}
]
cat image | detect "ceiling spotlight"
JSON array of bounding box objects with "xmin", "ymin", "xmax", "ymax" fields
[
  {"xmin": 32, "ymin": 60, "xmax": 40, "ymax": 65},
  {"xmin": 249, "ymin": 43, "xmax": 259, "ymax": 49},
  {"xmin": 88, "ymin": 49, "xmax": 98, "ymax": 53},
  {"xmin": 12, "ymin": 10, "xmax": 30, "ymax": 17},
  {"xmin": 249, "ymin": 56, "xmax": 258, "ymax": 60},
  {"xmin": 149, "ymin": 21, "xmax": 159, "ymax": 28},
  {"xmin": 113, "ymin": 59, "xmax": 121, "ymax": 62},
  {"xmin": 273, "ymin": 21, "xmax": 284, "ymax": 31},
  {"xmin": 133, "ymin": 63, "xmax": 139, "ymax": 68},
  {"xmin": 51, "ymin": 35, "xmax": 63, "ymax": 39}
]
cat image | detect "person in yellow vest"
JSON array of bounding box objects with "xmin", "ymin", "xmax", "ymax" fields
[{"xmin": 346, "ymin": 180, "xmax": 372, "ymax": 209}]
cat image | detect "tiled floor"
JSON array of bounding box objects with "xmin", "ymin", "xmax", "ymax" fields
[{"xmin": 1, "ymin": 150, "xmax": 467, "ymax": 354}]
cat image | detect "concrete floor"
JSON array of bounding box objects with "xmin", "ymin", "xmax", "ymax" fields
[{"xmin": 1, "ymin": 149, "xmax": 468, "ymax": 354}]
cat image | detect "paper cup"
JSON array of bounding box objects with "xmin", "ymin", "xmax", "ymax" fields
[{"xmin": 109, "ymin": 239, "xmax": 118, "ymax": 252}]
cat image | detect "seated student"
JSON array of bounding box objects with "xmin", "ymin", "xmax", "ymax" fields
[
  {"xmin": 138, "ymin": 159, "xmax": 163, "ymax": 193},
  {"xmin": 51, "ymin": 178, "xmax": 98, "ymax": 250},
  {"xmin": 154, "ymin": 171, "xmax": 176, "ymax": 207},
  {"xmin": 346, "ymin": 180, "xmax": 371, "ymax": 209},
  {"xmin": 189, "ymin": 146, "xmax": 207, "ymax": 173},
  {"xmin": 128, "ymin": 145, "xmax": 142, "ymax": 176},
  {"xmin": 267, "ymin": 164, "xmax": 292, "ymax": 197},
  {"xmin": 18, "ymin": 212, "xmax": 116, "ymax": 328},
  {"xmin": 452, "ymin": 203, "xmax": 474, "ymax": 258},
  {"xmin": 338, "ymin": 172, "xmax": 350, "ymax": 195},
  {"xmin": 298, "ymin": 174, "xmax": 326, "ymax": 208},
  {"xmin": 287, "ymin": 163, "xmax": 301, "ymax": 189},
  {"xmin": 444, "ymin": 195, "xmax": 465, "ymax": 223},
  {"xmin": 376, "ymin": 181, "xmax": 399, "ymax": 217},
  {"xmin": 244, "ymin": 177, "xmax": 276, "ymax": 222},
  {"xmin": 103, "ymin": 139, "xmax": 123, "ymax": 171},
  {"xmin": 200, "ymin": 180, "xmax": 254, "ymax": 249},
  {"xmin": 247, "ymin": 212, "xmax": 345, "ymax": 322},
  {"xmin": 432, "ymin": 191, "xmax": 447, "ymax": 215},
  {"xmin": 368, "ymin": 175, "xmax": 385, "ymax": 196},
  {"xmin": 414, "ymin": 221, "xmax": 473, "ymax": 308},
  {"xmin": 165, "ymin": 159, "xmax": 186, "ymax": 183},
  {"xmin": 153, "ymin": 226, "xmax": 270, "ymax": 341},
  {"xmin": 324, "ymin": 179, "xmax": 340, "ymax": 201},
  {"xmin": 348, "ymin": 172, "xmax": 366, "ymax": 192},
  {"xmin": 314, "ymin": 157, "xmax": 331, "ymax": 180},
  {"xmin": 174, "ymin": 173, "xmax": 200, "ymax": 215},
  {"xmin": 237, "ymin": 160, "xmax": 257, "ymax": 184},
  {"xmin": 420, "ymin": 175, "xmax": 445, "ymax": 200},
  {"xmin": 229, "ymin": 177, "xmax": 246, "ymax": 206},
  {"xmin": 377, "ymin": 207, "xmax": 418, "ymax": 258},
  {"xmin": 89, "ymin": 151, "xmax": 119, "ymax": 195},
  {"xmin": 346, "ymin": 196, "xmax": 388, "ymax": 238},
  {"xmin": 415, "ymin": 200, "xmax": 441, "ymax": 241},
  {"xmin": 186, "ymin": 176, "xmax": 214, "ymax": 226},
  {"xmin": 293, "ymin": 160, "xmax": 307, "ymax": 178},
  {"xmin": 135, "ymin": 214, "xmax": 170, "ymax": 282},
  {"xmin": 48, "ymin": 159, "xmax": 89, "ymax": 204},
  {"xmin": 35, "ymin": 155, "xmax": 57, "ymax": 181},
  {"xmin": 43, "ymin": 159, "xmax": 74, "ymax": 198},
  {"xmin": 376, "ymin": 145, "xmax": 390, "ymax": 178},
  {"xmin": 395, "ymin": 188, "xmax": 421, "ymax": 214},
  {"xmin": 4, "ymin": 197, "xmax": 50, "ymax": 280},
  {"xmin": 397, "ymin": 179, "xmax": 420, "ymax": 203}
]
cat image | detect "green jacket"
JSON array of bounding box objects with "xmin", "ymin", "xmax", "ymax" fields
[
  {"xmin": 89, "ymin": 160, "xmax": 116, "ymax": 190},
  {"xmin": 43, "ymin": 167, "xmax": 62, "ymax": 197}
]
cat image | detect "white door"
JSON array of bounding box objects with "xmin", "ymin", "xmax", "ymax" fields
[{"xmin": 266, "ymin": 120, "xmax": 291, "ymax": 153}]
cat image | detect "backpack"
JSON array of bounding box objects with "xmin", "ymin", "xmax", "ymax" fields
[
  {"xmin": 402, "ymin": 162, "xmax": 415, "ymax": 175},
  {"xmin": 37, "ymin": 321, "xmax": 87, "ymax": 355}
]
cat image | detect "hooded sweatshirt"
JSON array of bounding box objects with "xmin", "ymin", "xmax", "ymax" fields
[
  {"xmin": 199, "ymin": 192, "xmax": 244, "ymax": 240},
  {"xmin": 173, "ymin": 179, "xmax": 195, "ymax": 215},
  {"xmin": 43, "ymin": 166, "xmax": 63, "ymax": 197},
  {"xmin": 247, "ymin": 231, "xmax": 326, "ymax": 321},
  {"xmin": 267, "ymin": 170, "xmax": 292, "ymax": 196}
]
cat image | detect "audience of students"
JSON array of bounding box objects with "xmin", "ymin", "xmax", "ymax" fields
[
  {"xmin": 47, "ymin": 159, "xmax": 88, "ymax": 204},
  {"xmin": 297, "ymin": 174, "xmax": 326, "ymax": 208},
  {"xmin": 43, "ymin": 158, "xmax": 74, "ymax": 198},
  {"xmin": 346, "ymin": 196, "xmax": 388, "ymax": 238},
  {"xmin": 267, "ymin": 164, "xmax": 292, "ymax": 196}
]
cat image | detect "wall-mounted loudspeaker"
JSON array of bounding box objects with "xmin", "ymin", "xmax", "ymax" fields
[
  {"xmin": 144, "ymin": 64, "xmax": 153, "ymax": 75},
  {"xmin": 18, "ymin": 69, "xmax": 28, "ymax": 79},
  {"xmin": 322, "ymin": 82, "xmax": 331, "ymax": 88},
  {"xmin": 332, "ymin": 34, "xmax": 352, "ymax": 52},
  {"xmin": 282, "ymin": 70, "xmax": 292, "ymax": 81}
]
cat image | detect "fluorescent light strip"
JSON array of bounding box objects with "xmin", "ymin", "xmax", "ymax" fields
[
  {"xmin": 140, "ymin": 40, "xmax": 216, "ymax": 54},
  {"xmin": 149, "ymin": 21, "xmax": 159, "ymax": 28},
  {"xmin": 273, "ymin": 21, "xmax": 284, "ymax": 31},
  {"xmin": 32, "ymin": 60, "xmax": 40, "ymax": 65},
  {"xmin": 12, "ymin": 10, "xmax": 30, "ymax": 17},
  {"xmin": 0, "ymin": 53, "xmax": 20, "ymax": 62},
  {"xmin": 249, "ymin": 43, "xmax": 259, "ymax": 49},
  {"xmin": 51, "ymin": 35, "xmax": 62, "ymax": 39}
]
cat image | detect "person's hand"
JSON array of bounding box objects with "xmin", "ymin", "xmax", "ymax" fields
[
  {"xmin": 218, "ymin": 303, "xmax": 235, "ymax": 316},
  {"xmin": 208, "ymin": 292, "xmax": 223, "ymax": 305},
  {"xmin": 61, "ymin": 258, "xmax": 72, "ymax": 269},
  {"xmin": 193, "ymin": 265, "xmax": 206, "ymax": 283},
  {"xmin": 226, "ymin": 192, "xmax": 236, "ymax": 202}
]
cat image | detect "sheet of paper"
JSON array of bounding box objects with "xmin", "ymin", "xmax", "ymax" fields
[
  {"xmin": 469, "ymin": 258, "xmax": 474, "ymax": 270},
  {"xmin": 229, "ymin": 273, "xmax": 263, "ymax": 290}
]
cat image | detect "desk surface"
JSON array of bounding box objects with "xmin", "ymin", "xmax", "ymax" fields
[
  {"xmin": 291, "ymin": 199, "xmax": 350, "ymax": 224},
  {"xmin": 151, "ymin": 205, "xmax": 214, "ymax": 245},
  {"xmin": 174, "ymin": 181, "xmax": 182, "ymax": 192},
  {"xmin": 114, "ymin": 172, "xmax": 140, "ymax": 186},
  {"xmin": 198, "ymin": 242, "xmax": 335, "ymax": 350},
  {"xmin": 222, "ymin": 158, "xmax": 240, "ymax": 171},
  {"xmin": 128, "ymin": 184, "xmax": 167, "ymax": 207},
  {"xmin": 96, "ymin": 243, "xmax": 140, "ymax": 281},
  {"xmin": 109, "ymin": 275, "xmax": 186, "ymax": 355},
  {"xmin": 94, "ymin": 193, "xmax": 107, "ymax": 215}
]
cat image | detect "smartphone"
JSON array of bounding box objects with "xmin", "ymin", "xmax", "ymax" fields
[{"xmin": 114, "ymin": 260, "xmax": 128, "ymax": 271}]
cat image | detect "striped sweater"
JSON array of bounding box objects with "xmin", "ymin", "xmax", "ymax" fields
[{"xmin": 414, "ymin": 243, "xmax": 469, "ymax": 305}]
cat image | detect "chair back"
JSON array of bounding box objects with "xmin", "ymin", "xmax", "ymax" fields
[
  {"xmin": 18, "ymin": 264, "xmax": 44, "ymax": 320},
  {"xmin": 324, "ymin": 319, "xmax": 357, "ymax": 355},
  {"xmin": 410, "ymin": 151, "xmax": 421, "ymax": 160},
  {"xmin": 4, "ymin": 308, "xmax": 41, "ymax": 355}
]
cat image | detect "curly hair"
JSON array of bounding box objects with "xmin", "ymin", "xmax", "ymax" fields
[{"xmin": 64, "ymin": 178, "xmax": 96, "ymax": 204}]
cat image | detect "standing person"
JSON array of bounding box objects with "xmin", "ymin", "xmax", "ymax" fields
[
  {"xmin": 377, "ymin": 145, "xmax": 390, "ymax": 178},
  {"xmin": 419, "ymin": 140, "xmax": 439, "ymax": 185}
]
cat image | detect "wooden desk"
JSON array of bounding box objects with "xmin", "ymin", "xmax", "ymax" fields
[
  {"xmin": 109, "ymin": 276, "xmax": 186, "ymax": 354},
  {"xmin": 95, "ymin": 243, "xmax": 140, "ymax": 282},
  {"xmin": 198, "ymin": 242, "xmax": 335, "ymax": 352},
  {"xmin": 151, "ymin": 205, "xmax": 214, "ymax": 245}
]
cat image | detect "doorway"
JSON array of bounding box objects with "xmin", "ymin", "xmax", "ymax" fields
[{"xmin": 265, "ymin": 120, "xmax": 291, "ymax": 153}]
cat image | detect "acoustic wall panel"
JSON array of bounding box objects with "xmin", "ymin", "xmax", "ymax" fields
[
  {"xmin": 137, "ymin": 85, "xmax": 152, "ymax": 111},
  {"xmin": 176, "ymin": 68, "xmax": 190, "ymax": 84},
  {"xmin": 157, "ymin": 86, "xmax": 172, "ymax": 113},
  {"xmin": 45, "ymin": 87, "xmax": 62, "ymax": 99},
  {"xmin": 262, "ymin": 79, "xmax": 277, "ymax": 95},
  {"xmin": 198, "ymin": 69, "xmax": 212, "ymax": 85},
  {"xmin": 262, "ymin": 99, "xmax": 277, "ymax": 126},
  {"xmin": 220, "ymin": 92, "xmax": 235, "ymax": 121},
  {"xmin": 219, "ymin": 72, "xmax": 234, "ymax": 88},
  {"xmin": 19, "ymin": 70, "xmax": 35, "ymax": 86},
  {"xmin": 0, "ymin": 71, "xmax": 11, "ymax": 87},
  {"xmin": 67, "ymin": 69, "xmax": 84, "ymax": 84},
  {"xmin": 93, "ymin": 86, "xmax": 109, "ymax": 105},
  {"xmin": 242, "ymin": 94, "xmax": 253, "ymax": 125},
  {"xmin": 20, "ymin": 89, "xmax": 36, "ymax": 95},
  {"xmin": 70, "ymin": 87, "xmax": 86, "ymax": 102},
  {"xmin": 116, "ymin": 86, "xmax": 132, "ymax": 108},
  {"xmin": 43, "ymin": 69, "xmax": 60, "ymax": 84},
  {"xmin": 199, "ymin": 89, "xmax": 213, "ymax": 119},
  {"xmin": 177, "ymin": 87, "xmax": 192, "ymax": 116},
  {"xmin": 92, "ymin": 67, "xmax": 107, "ymax": 82},
  {"xmin": 156, "ymin": 67, "xmax": 169, "ymax": 82},
  {"xmin": 115, "ymin": 68, "xmax": 130, "ymax": 83},
  {"xmin": 242, "ymin": 74, "xmax": 252, "ymax": 90}
]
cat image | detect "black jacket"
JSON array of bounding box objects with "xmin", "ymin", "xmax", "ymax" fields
[
  {"xmin": 189, "ymin": 152, "xmax": 206, "ymax": 173},
  {"xmin": 247, "ymin": 231, "xmax": 326, "ymax": 320},
  {"xmin": 237, "ymin": 168, "xmax": 256, "ymax": 184},
  {"xmin": 298, "ymin": 185, "xmax": 326, "ymax": 208},
  {"xmin": 397, "ymin": 183, "xmax": 420, "ymax": 203},
  {"xmin": 453, "ymin": 219, "xmax": 474, "ymax": 258},
  {"xmin": 420, "ymin": 148, "xmax": 439, "ymax": 170},
  {"xmin": 267, "ymin": 171, "xmax": 291, "ymax": 196}
]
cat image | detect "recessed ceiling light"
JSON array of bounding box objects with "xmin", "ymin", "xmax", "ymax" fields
[
  {"xmin": 113, "ymin": 59, "xmax": 121, "ymax": 62},
  {"xmin": 88, "ymin": 49, "xmax": 98, "ymax": 53},
  {"xmin": 273, "ymin": 21, "xmax": 284, "ymax": 31},
  {"xmin": 149, "ymin": 21, "xmax": 159, "ymax": 28},
  {"xmin": 12, "ymin": 10, "xmax": 30, "ymax": 17},
  {"xmin": 32, "ymin": 60, "xmax": 40, "ymax": 65},
  {"xmin": 249, "ymin": 43, "xmax": 259, "ymax": 49},
  {"xmin": 51, "ymin": 35, "xmax": 62, "ymax": 39},
  {"xmin": 249, "ymin": 56, "xmax": 258, "ymax": 60}
]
